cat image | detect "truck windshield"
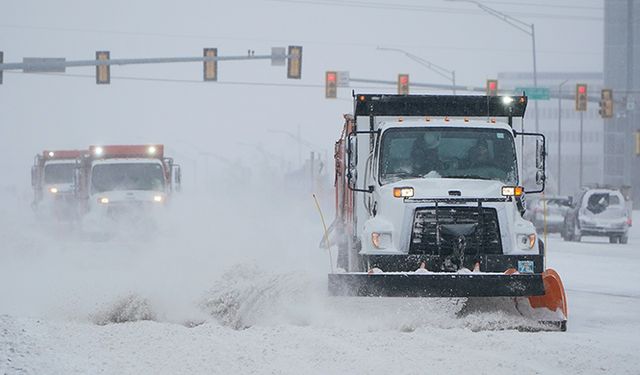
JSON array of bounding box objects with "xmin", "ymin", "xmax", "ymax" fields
[
  {"xmin": 91, "ymin": 163, "xmax": 165, "ymax": 193},
  {"xmin": 44, "ymin": 163, "xmax": 75, "ymax": 184},
  {"xmin": 379, "ymin": 127, "xmax": 518, "ymax": 185}
]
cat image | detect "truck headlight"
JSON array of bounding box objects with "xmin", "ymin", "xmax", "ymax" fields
[
  {"xmin": 517, "ymin": 233, "xmax": 536, "ymax": 250},
  {"xmin": 153, "ymin": 195, "xmax": 164, "ymax": 203},
  {"xmin": 49, "ymin": 187, "xmax": 58, "ymax": 194},
  {"xmin": 372, "ymin": 232, "xmax": 392, "ymax": 249},
  {"xmin": 98, "ymin": 197, "xmax": 109, "ymax": 204},
  {"xmin": 393, "ymin": 187, "xmax": 414, "ymax": 198}
]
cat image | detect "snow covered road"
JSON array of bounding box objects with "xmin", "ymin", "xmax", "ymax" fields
[{"xmin": 1, "ymin": 191, "xmax": 639, "ymax": 374}]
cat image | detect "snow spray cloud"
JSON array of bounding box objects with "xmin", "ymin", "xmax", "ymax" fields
[{"xmin": 0, "ymin": 160, "xmax": 332, "ymax": 323}]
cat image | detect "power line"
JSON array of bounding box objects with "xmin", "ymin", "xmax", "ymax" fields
[
  {"xmin": 0, "ymin": 24, "xmax": 601, "ymax": 57},
  {"xmin": 483, "ymin": 1, "xmax": 602, "ymax": 10},
  {"xmin": 267, "ymin": 0, "xmax": 603, "ymax": 21}
]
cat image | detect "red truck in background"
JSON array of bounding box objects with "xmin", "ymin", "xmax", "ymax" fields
[{"xmin": 31, "ymin": 149, "xmax": 85, "ymax": 218}]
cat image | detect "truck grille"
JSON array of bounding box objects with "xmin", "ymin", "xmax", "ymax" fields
[{"xmin": 410, "ymin": 206, "xmax": 502, "ymax": 255}]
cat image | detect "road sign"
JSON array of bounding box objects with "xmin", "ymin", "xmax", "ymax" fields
[
  {"xmin": 514, "ymin": 87, "xmax": 550, "ymax": 100},
  {"xmin": 271, "ymin": 47, "xmax": 286, "ymax": 66},
  {"xmin": 22, "ymin": 57, "xmax": 66, "ymax": 73},
  {"xmin": 337, "ymin": 71, "xmax": 350, "ymax": 87}
]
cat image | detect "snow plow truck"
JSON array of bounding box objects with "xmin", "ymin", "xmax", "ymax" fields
[
  {"xmin": 31, "ymin": 149, "xmax": 85, "ymax": 218},
  {"xmin": 327, "ymin": 94, "xmax": 568, "ymax": 331},
  {"xmin": 75, "ymin": 144, "xmax": 181, "ymax": 220}
]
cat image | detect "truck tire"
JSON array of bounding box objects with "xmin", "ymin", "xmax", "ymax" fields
[
  {"xmin": 620, "ymin": 235, "xmax": 629, "ymax": 244},
  {"xmin": 609, "ymin": 236, "xmax": 618, "ymax": 244}
]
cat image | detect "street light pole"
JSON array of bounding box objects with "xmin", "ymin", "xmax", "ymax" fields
[
  {"xmin": 447, "ymin": 0, "xmax": 539, "ymax": 130},
  {"xmin": 557, "ymin": 79, "xmax": 569, "ymax": 195},
  {"xmin": 377, "ymin": 46, "xmax": 457, "ymax": 95}
]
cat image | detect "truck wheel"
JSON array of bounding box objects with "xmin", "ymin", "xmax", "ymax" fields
[
  {"xmin": 620, "ymin": 235, "xmax": 628, "ymax": 244},
  {"xmin": 609, "ymin": 236, "xmax": 618, "ymax": 244}
]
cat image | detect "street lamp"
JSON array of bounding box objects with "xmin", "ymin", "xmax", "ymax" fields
[
  {"xmin": 446, "ymin": 0, "xmax": 539, "ymax": 132},
  {"xmin": 377, "ymin": 46, "xmax": 457, "ymax": 95}
]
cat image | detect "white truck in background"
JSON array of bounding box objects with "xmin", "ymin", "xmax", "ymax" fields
[{"xmin": 75, "ymin": 144, "xmax": 181, "ymax": 223}]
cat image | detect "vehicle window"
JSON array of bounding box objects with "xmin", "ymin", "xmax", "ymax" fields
[
  {"xmin": 44, "ymin": 163, "xmax": 75, "ymax": 184},
  {"xmin": 91, "ymin": 163, "xmax": 165, "ymax": 193},
  {"xmin": 609, "ymin": 195, "xmax": 621, "ymax": 205},
  {"xmin": 586, "ymin": 193, "xmax": 610, "ymax": 214},
  {"xmin": 379, "ymin": 127, "xmax": 518, "ymax": 185}
]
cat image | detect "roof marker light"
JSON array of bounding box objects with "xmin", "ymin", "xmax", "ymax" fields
[
  {"xmin": 425, "ymin": 116, "xmax": 431, "ymax": 122},
  {"xmin": 148, "ymin": 146, "xmax": 157, "ymax": 155},
  {"xmin": 502, "ymin": 96, "xmax": 514, "ymax": 105},
  {"xmin": 444, "ymin": 116, "xmax": 450, "ymax": 122},
  {"xmin": 48, "ymin": 151, "xmax": 55, "ymax": 157},
  {"xmin": 94, "ymin": 147, "xmax": 104, "ymax": 156},
  {"xmin": 464, "ymin": 117, "xmax": 469, "ymax": 123}
]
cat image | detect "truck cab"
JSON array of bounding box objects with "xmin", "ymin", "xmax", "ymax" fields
[
  {"xmin": 359, "ymin": 119, "xmax": 539, "ymax": 262},
  {"xmin": 76, "ymin": 145, "xmax": 181, "ymax": 219},
  {"xmin": 31, "ymin": 150, "xmax": 84, "ymax": 217}
]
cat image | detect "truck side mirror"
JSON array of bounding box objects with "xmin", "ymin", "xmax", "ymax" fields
[
  {"xmin": 31, "ymin": 166, "xmax": 37, "ymax": 188},
  {"xmin": 522, "ymin": 132, "xmax": 546, "ymax": 194},
  {"xmin": 347, "ymin": 132, "xmax": 358, "ymax": 190},
  {"xmin": 535, "ymin": 170, "xmax": 545, "ymax": 185},
  {"xmin": 535, "ymin": 139, "xmax": 544, "ymax": 170},
  {"xmin": 173, "ymin": 165, "xmax": 182, "ymax": 192}
]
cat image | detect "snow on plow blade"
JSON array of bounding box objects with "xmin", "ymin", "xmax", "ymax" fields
[{"xmin": 328, "ymin": 273, "xmax": 545, "ymax": 298}]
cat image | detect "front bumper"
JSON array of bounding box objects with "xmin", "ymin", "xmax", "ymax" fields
[
  {"xmin": 580, "ymin": 222, "xmax": 627, "ymax": 236},
  {"xmin": 364, "ymin": 254, "xmax": 544, "ymax": 274}
]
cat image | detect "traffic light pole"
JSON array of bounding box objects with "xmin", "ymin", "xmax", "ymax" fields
[
  {"xmin": 579, "ymin": 111, "xmax": 584, "ymax": 188},
  {"xmin": 0, "ymin": 48, "xmax": 302, "ymax": 83}
]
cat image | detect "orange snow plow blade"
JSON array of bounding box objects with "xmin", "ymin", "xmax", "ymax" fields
[{"xmin": 528, "ymin": 269, "xmax": 568, "ymax": 320}]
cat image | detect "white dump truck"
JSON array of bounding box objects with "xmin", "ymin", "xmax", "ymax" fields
[{"xmin": 328, "ymin": 94, "xmax": 568, "ymax": 331}]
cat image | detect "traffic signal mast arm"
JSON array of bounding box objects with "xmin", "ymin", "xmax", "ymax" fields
[{"xmin": 0, "ymin": 52, "xmax": 300, "ymax": 71}]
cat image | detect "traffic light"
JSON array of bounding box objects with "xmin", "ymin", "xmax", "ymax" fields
[
  {"xmin": 599, "ymin": 89, "xmax": 613, "ymax": 118},
  {"xmin": 325, "ymin": 71, "xmax": 337, "ymax": 98},
  {"xmin": 287, "ymin": 46, "xmax": 302, "ymax": 79},
  {"xmin": 398, "ymin": 74, "xmax": 409, "ymax": 95},
  {"xmin": 203, "ymin": 48, "xmax": 218, "ymax": 81},
  {"xmin": 576, "ymin": 83, "xmax": 587, "ymax": 111},
  {"xmin": 486, "ymin": 79, "xmax": 498, "ymax": 96},
  {"xmin": 95, "ymin": 51, "xmax": 110, "ymax": 85}
]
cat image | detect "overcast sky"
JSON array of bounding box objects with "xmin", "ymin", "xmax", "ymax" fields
[{"xmin": 0, "ymin": 0, "xmax": 603, "ymax": 188}]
